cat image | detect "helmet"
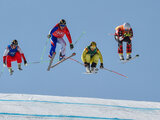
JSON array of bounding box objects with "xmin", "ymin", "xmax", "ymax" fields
[
  {"xmin": 123, "ymin": 22, "xmax": 131, "ymax": 30},
  {"xmin": 12, "ymin": 39, "xmax": 18, "ymax": 46},
  {"xmin": 59, "ymin": 19, "xmax": 66, "ymax": 25},
  {"xmin": 90, "ymin": 41, "xmax": 97, "ymax": 46}
]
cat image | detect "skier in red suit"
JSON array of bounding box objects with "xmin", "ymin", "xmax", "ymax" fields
[
  {"xmin": 3, "ymin": 40, "xmax": 27, "ymax": 75},
  {"xmin": 47, "ymin": 19, "xmax": 74, "ymax": 61},
  {"xmin": 114, "ymin": 22, "xmax": 133, "ymax": 60}
]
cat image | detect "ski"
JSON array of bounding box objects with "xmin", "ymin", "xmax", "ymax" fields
[
  {"xmin": 84, "ymin": 68, "xmax": 99, "ymax": 74},
  {"xmin": 50, "ymin": 53, "xmax": 76, "ymax": 69},
  {"xmin": 121, "ymin": 54, "xmax": 139, "ymax": 63},
  {"xmin": 47, "ymin": 53, "xmax": 56, "ymax": 71}
]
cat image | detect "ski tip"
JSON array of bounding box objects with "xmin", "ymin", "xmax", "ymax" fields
[
  {"xmin": 136, "ymin": 54, "xmax": 139, "ymax": 57},
  {"xmin": 72, "ymin": 53, "xmax": 76, "ymax": 56}
]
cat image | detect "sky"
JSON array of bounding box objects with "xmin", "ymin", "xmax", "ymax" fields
[{"xmin": 0, "ymin": 0, "xmax": 160, "ymax": 102}]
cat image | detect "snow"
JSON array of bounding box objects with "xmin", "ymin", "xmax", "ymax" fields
[{"xmin": 0, "ymin": 93, "xmax": 160, "ymax": 120}]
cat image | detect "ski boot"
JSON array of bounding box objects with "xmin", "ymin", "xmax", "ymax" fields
[
  {"xmin": 91, "ymin": 67, "xmax": 98, "ymax": 73},
  {"xmin": 8, "ymin": 67, "xmax": 14, "ymax": 75},
  {"xmin": 91, "ymin": 62, "xmax": 97, "ymax": 73},
  {"xmin": 86, "ymin": 66, "xmax": 90, "ymax": 73},
  {"xmin": 59, "ymin": 52, "xmax": 65, "ymax": 61},
  {"xmin": 84, "ymin": 62, "xmax": 90, "ymax": 73},
  {"xmin": 119, "ymin": 54, "xmax": 124, "ymax": 61},
  {"xmin": 18, "ymin": 63, "xmax": 23, "ymax": 70},
  {"xmin": 126, "ymin": 54, "xmax": 132, "ymax": 60},
  {"xmin": 48, "ymin": 55, "xmax": 52, "ymax": 59},
  {"xmin": 49, "ymin": 52, "xmax": 56, "ymax": 59}
]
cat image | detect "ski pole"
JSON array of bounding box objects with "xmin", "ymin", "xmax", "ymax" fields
[
  {"xmin": 69, "ymin": 58, "xmax": 128, "ymax": 78},
  {"xmin": 69, "ymin": 57, "xmax": 84, "ymax": 66},
  {"xmin": 28, "ymin": 60, "xmax": 50, "ymax": 64},
  {"xmin": 0, "ymin": 66, "xmax": 5, "ymax": 79},
  {"xmin": 74, "ymin": 31, "xmax": 86, "ymax": 46},
  {"xmin": 40, "ymin": 38, "xmax": 50, "ymax": 61},
  {"xmin": 107, "ymin": 33, "xmax": 115, "ymax": 36},
  {"xmin": 103, "ymin": 67, "xmax": 128, "ymax": 78}
]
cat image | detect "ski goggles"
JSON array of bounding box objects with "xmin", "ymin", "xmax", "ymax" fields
[
  {"xmin": 12, "ymin": 44, "xmax": 18, "ymax": 47},
  {"xmin": 60, "ymin": 24, "xmax": 66, "ymax": 27},
  {"xmin": 124, "ymin": 29, "xmax": 130, "ymax": 31},
  {"xmin": 90, "ymin": 45, "xmax": 96, "ymax": 49}
]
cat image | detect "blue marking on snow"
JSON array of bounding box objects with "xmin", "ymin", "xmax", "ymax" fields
[
  {"xmin": 0, "ymin": 112, "xmax": 134, "ymax": 120},
  {"xmin": 0, "ymin": 99, "xmax": 160, "ymax": 111}
]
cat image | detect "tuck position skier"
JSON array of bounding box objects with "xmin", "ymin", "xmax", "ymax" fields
[
  {"xmin": 114, "ymin": 22, "xmax": 133, "ymax": 60},
  {"xmin": 3, "ymin": 40, "xmax": 27, "ymax": 75},
  {"xmin": 47, "ymin": 19, "xmax": 74, "ymax": 60},
  {"xmin": 81, "ymin": 41, "xmax": 104, "ymax": 73}
]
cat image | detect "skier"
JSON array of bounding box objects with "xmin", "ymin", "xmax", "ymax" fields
[
  {"xmin": 47, "ymin": 19, "xmax": 74, "ymax": 61},
  {"xmin": 81, "ymin": 41, "xmax": 104, "ymax": 73},
  {"xmin": 3, "ymin": 40, "xmax": 27, "ymax": 75},
  {"xmin": 114, "ymin": 22, "xmax": 133, "ymax": 60}
]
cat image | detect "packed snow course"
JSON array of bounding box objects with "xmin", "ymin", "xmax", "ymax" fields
[{"xmin": 0, "ymin": 93, "xmax": 160, "ymax": 120}]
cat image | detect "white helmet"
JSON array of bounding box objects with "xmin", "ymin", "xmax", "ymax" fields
[{"xmin": 123, "ymin": 22, "xmax": 131, "ymax": 30}]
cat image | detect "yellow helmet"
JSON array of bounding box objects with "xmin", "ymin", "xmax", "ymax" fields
[{"xmin": 90, "ymin": 41, "xmax": 97, "ymax": 46}]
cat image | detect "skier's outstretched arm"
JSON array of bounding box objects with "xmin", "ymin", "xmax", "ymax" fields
[
  {"xmin": 3, "ymin": 47, "xmax": 9, "ymax": 67},
  {"xmin": 47, "ymin": 25, "xmax": 58, "ymax": 38},
  {"xmin": 97, "ymin": 49, "xmax": 104, "ymax": 68},
  {"xmin": 17, "ymin": 47, "xmax": 27, "ymax": 65},
  {"xmin": 65, "ymin": 27, "xmax": 72, "ymax": 44},
  {"xmin": 65, "ymin": 27, "xmax": 74, "ymax": 50},
  {"xmin": 81, "ymin": 48, "xmax": 88, "ymax": 63}
]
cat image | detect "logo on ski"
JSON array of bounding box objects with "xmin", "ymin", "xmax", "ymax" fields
[{"xmin": 47, "ymin": 53, "xmax": 76, "ymax": 71}]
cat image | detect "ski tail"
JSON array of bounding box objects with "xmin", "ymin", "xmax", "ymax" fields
[{"xmin": 47, "ymin": 53, "xmax": 56, "ymax": 71}]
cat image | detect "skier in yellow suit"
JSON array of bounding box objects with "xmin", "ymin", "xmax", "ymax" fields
[{"xmin": 81, "ymin": 41, "xmax": 104, "ymax": 73}]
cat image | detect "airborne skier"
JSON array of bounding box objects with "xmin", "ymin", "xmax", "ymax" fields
[
  {"xmin": 3, "ymin": 40, "xmax": 27, "ymax": 75},
  {"xmin": 81, "ymin": 41, "xmax": 104, "ymax": 73},
  {"xmin": 47, "ymin": 19, "xmax": 74, "ymax": 61},
  {"xmin": 114, "ymin": 22, "xmax": 133, "ymax": 61}
]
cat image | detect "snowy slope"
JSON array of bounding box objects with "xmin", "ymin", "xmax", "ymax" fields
[{"xmin": 0, "ymin": 93, "xmax": 160, "ymax": 120}]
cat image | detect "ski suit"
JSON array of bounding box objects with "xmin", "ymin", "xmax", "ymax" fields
[
  {"xmin": 81, "ymin": 46, "xmax": 103, "ymax": 65},
  {"xmin": 49, "ymin": 23, "xmax": 72, "ymax": 56},
  {"xmin": 114, "ymin": 25, "xmax": 133, "ymax": 54},
  {"xmin": 3, "ymin": 45, "xmax": 26, "ymax": 68}
]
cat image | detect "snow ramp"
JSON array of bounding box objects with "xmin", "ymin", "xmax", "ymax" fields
[{"xmin": 0, "ymin": 93, "xmax": 160, "ymax": 120}]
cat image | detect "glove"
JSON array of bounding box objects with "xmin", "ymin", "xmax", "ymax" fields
[
  {"xmin": 118, "ymin": 30, "xmax": 123, "ymax": 36},
  {"xmin": 84, "ymin": 62, "xmax": 88, "ymax": 67},
  {"xmin": 100, "ymin": 63, "xmax": 104, "ymax": 69},
  {"xmin": 47, "ymin": 34, "xmax": 51, "ymax": 38},
  {"xmin": 3, "ymin": 63, "xmax": 6, "ymax": 67},
  {"xmin": 24, "ymin": 60, "xmax": 27, "ymax": 66},
  {"xmin": 70, "ymin": 43, "xmax": 74, "ymax": 50},
  {"xmin": 119, "ymin": 36, "xmax": 124, "ymax": 41}
]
